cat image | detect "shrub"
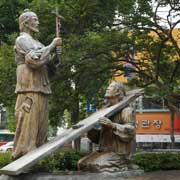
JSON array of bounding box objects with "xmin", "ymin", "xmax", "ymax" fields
[
  {"xmin": 0, "ymin": 150, "xmax": 85, "ymax": 173},
  {"xmin": 133, "ymin": 152, "xmax": 180, "ymax": 172},
  {"xmin": 32, "ymin": 150, "xmax": 86, "ymax": 172},
  {"xmin": 0, "ymin": 152, "xmax": 12, "ymax": 168},
  {"xmin": 1, "ymin": 151, "xmax": 180, "ymax": 173}
]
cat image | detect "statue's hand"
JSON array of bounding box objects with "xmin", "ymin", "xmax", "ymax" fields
[
  {"xmin": 99, "ymin": 117, "xmax": 115, "ymax": 129},
  {"xmin": 52, "ymin": 37, "xmax": 62, "ymax": 46},
  {"xmin": 124, "ymin": 126, "xmax": 135, "ymax": 135},
  {"xmin": 30, "ymin": 51, "xmax": 42, "ymax": 60}
]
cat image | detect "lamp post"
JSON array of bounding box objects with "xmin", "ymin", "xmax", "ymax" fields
[{"xmin": 0, "ymin": 103, "xmax": 6, "ymax": 127}]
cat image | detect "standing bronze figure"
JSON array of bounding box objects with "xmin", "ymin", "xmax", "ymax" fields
[{"xmin": 12, "ymin": 9, "xmax": 62, "ymax": 160}]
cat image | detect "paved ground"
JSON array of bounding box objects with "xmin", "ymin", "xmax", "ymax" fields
[
  {"xmin": 1, "ymin": 170, "xmax": 180, "ymax": 180},
  {"xmin": 125, "ymin": 170, "xmax": 180, "ymax": 180}
]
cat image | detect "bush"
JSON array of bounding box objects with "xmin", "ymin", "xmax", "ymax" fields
[
  {"xmin": 0, "ymin": 150, "xmax": 85, "ymax": 173},
  {"xmin": 133, "ymin": 152, "xmax": 180, "ymax": 172},
  {"xmin": 0, "ymin": 152, "xmax": 12, "ymax": 168},
  {"xmin": 2, "ymin": 151, "xmax": 180, "ymax": 173},
  {"xmin": 32, "ymin": 150, "xmax": 86, "ymax": 172}
]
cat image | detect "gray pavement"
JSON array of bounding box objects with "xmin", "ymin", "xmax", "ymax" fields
[{"xmin": 1, "ymin": 170, "xmax": 180, "ymax": 180}]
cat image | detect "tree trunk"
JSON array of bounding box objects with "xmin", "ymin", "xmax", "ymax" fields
[
  {"xmin": 74, "ymin": 137, "xmax": 81, "ymax": 150},
  {"xmin": 166, "ymin": 99, "xmax": 176, "ymax": 149},
  {"xmin": 131, "ymin": 102, "xmax": 136, "ymax": 154},
  {"xmin": 170, "ymin": 109, "xmax": 175, "ymax": 149},
  {"xmin": 71, "ymin": 91, "xmax": 81, "ymax": 151}
]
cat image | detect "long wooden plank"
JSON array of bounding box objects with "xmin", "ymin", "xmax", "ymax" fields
[{"xmin": 0, "ymin": 89, "xmax": 143, "ymax": 175}]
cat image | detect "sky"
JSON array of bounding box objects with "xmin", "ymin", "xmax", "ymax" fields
[
  {"xmin": 152, "ymin": 1, "xmax": 180, "ymax": 28},
  {"xmin": 114, "ymin": 1, "xmax": 180, "ymax": 28}
]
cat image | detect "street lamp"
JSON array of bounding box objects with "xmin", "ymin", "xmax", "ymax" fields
[{"xmin": 0, "ymin": 103, "xmax": 6, "ymax": 125}]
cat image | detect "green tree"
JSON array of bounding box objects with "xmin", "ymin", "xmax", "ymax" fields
[
  {"xmin": 28, "ymin": 0, "xmax": 136, "ymax": 129},
  {"xmin": 112, "ymin": 0, "xmax": 180, "ymax": 148},
  {"xmin": 0, "ymin": 0, "xmax": 135, "ymax": 133}
]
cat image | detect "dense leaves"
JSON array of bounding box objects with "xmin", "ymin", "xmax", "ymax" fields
[
  {"xmin": 0, "ymin": 150, "xmax": 86, "ymax": 171},
  {"xmin": 0, "ymin": 0, "xmax": 135, "ymax": 130},
  {"xmin": 1, "ymin": 151, "xmax": 180, "ymax": 172},
  {"xmin": 134, "ymin": 152, "xmax": 180, "ymax": 172},
  {"xmin": 1, "ymin": 0, "xmax": 180, "ymax": 133}
]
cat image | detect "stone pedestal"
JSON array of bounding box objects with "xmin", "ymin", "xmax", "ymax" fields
[{"xmin": 0, "ymin": 170, "xmax": 144, "ymax": 180}]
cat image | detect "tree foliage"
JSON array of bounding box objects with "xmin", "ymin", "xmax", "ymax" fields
[
  {"xmin": 0, "ymin": 0, "xmax": 135, "ymax": 129},
  {"xmin": 1, "ymin": 0, "xmax": 180, "ymax": 136},
  {"xmin": 112, "ymin": 0, "xmax": 180, "ymax": 147}
]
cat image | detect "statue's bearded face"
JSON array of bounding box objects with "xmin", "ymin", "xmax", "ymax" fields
[
  {"xmin": 106, "ymin": 96, "xmax": 119, "ymax": 106},
  {"xmin": 105, "ymin": 82, "xmax": 125, "ymax": 105},
  {"xmin": 26, "ymin": 15, "xmax": 39, "ymax": 33}
]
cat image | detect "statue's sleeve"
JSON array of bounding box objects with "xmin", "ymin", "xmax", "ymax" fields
[
  {"xmin": 113, "ymin": 123, "xmax": 135, "ymax": 142},
  {"xmin": 15, "ymin": 36, "xmax": 34, "ymax": 55},
  {"xmin": 15, "ymin": 36, "xmax": 54, "ymax": 69},
  {"xmin": 87, "ymin": 129, "xmax": 101, "ymax": 144},
  {"xmin": 112, "ymin": 107, "xmax": 135, "ymax": 142}
]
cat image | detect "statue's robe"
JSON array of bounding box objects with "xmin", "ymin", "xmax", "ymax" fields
[
  {"xmin": 78, "ymin": 107, "xmax": 136, "ymax": 172},
  {"xmin": 12, "ymin": 32, "xmax": 53, "ymax": 159}
]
